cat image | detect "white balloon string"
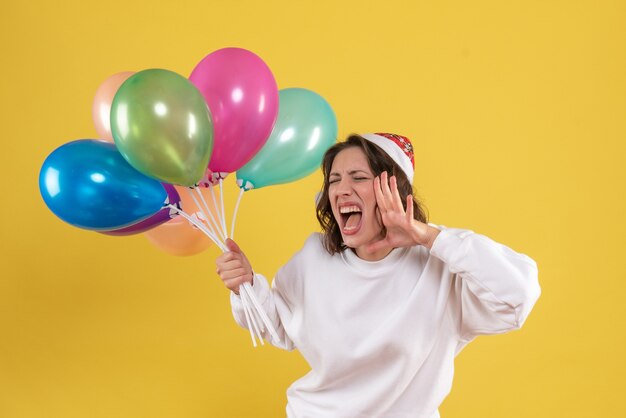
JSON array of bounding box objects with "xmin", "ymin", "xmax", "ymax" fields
[
  {"xmin": 182, "ymin": 184, "xmax": 276, "ymax": 347},
  {"xmin": 208, "ymin": 183, "xmax": 227, "ymax": 240},
  {"xmin": 192, "ymin": 187, "xmax": 226, "ymax": 243},
  {"xmin": 241, "ymin": 282, "xmax": 281, "ymax": 343},
  {"xmin": 170, "ymin": 203, "xmax": 271, "ymax": 347},
  {"xmin": 240, "ymin": 285, "xmax": 264, "ymax": 346},
  {"xmin": 167, "ymin": 205, "xmax": 227, "ymax": 252},
  {"xmin": 184, "ymin": 188, "xmax": 224, "ymax": 243},
  {"xmin": 241, "ymin": 284, "xmax": 264, "ymax": 342},
  {"xmin": 219, "ymin": 178, "xmax": 228, "ymax": 239},
  {"xmin": 230, "ymin": 188, "xmax": 245, "ymax": 240},
  {"xmin": 239, "ymin": 287, "xmax": 257, "ymax": 347},
  {"xmin": 249, "ymin": 297, "xmax": 265, "ymax": 333},
  {"xmin": 242, "ymin": 284, "xmax": 265, "ymax": 335}
]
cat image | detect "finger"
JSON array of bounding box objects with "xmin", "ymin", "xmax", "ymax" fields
[
  {"xmin": 390, "ymin": 175, "xmax": 404, "ymax": 212},
  {"xmin": 217, "ymin": 255, "xmax": 245, "ymax": 268},
  {"xmin": 216, "ymin": 256, "xmax": 245, "ymax": 276},
  {"xmin": 378, "ymin": 172, "xmax": 393, "ymax": 211},
  {"xmin": 220, "ymin": 267, "xmax": 251, "ymax": 281},
  {"xmin": 216, "ymin": 259, "xmax": 245, "ymax": 273},
  {"xmin": 374, "ymin": 175, "xmax": 387, "ymax": 211},
  {"xmin": 225, "ymin": 274, "xmax": 252, "ymax": 287},
  {"xmin": 223, "ymin": 278, "xmax": 247, "ymax": 293},
  {"xmin": 406, "ymin": 194, "xmax": 414, "ymax": 221},
  {"xmin": 226, "ymin": 238, "xmax": 242, "ymax": 254},
  {"xmin": 217, "ymin": 251, "xmax": 239, "ymax": 263},
  {"xmin": 381, "ymin": 171, "xmax": 394, "ymax": 203}
]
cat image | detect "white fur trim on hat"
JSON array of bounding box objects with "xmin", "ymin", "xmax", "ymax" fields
[{"xmin": 361, "ymin": 133, "xmax": 414, "ymax": 184}]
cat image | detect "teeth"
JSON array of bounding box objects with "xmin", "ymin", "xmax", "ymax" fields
[{"xmin": 339, "ymin": 206, "xmax": 361, "ymax": 214}]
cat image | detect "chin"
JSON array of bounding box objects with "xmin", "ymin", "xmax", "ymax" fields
[
  {"xmin": 341, "ymin": 231, "xmax": 380, "ymax": 251},
  {"xmin": 341, "ymin": 237, "xmax": 359, "ymax": 249}
]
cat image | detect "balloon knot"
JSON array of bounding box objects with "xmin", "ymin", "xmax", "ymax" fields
[
  {"xmin": 236, "ymin": 178, "xmax": 255, "ymax": 191},
  {"xmin": 211, "ymin": 172, "xmax": 229, "ymax": 182},
  {"xmin": 167, "ymin": 202, "xmax": 181, "ymax": 218}
]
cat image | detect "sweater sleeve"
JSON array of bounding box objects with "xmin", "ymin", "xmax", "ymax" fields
[
  {"xmin": 230, "ymin": 273, "xmax": 297, "ymax": 351},
  {"xmin": 429, "ymin": 227, "xmax": 541, "ymax": 341}
]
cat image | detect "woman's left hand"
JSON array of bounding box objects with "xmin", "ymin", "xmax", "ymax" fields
[{"xmin": 367, "ymin": 171, "xmax": 439, "ymax": 254}]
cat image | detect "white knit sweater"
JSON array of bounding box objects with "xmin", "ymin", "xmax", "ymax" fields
[{"xmin": 231, "ymin": 226, "xmax": 541, "ymax": 418}]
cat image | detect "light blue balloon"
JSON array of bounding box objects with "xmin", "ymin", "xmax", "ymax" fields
[
  {"xmin": 39, "ymin": 140, "xmax": 167, "ymax": 230},
  {"xmin": 236, "ymin": 88, "xmax": 337, "ymax": 190}
]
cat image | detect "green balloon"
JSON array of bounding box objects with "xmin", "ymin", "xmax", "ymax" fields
[
  {"xmin": 110, "ymin": 69, "xmax": 213, "ymax": 186},
  {"xmin": 236, "ymin": 88, "xmax": 337, "ymax": 190}
]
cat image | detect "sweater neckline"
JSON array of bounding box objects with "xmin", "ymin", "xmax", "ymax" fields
[{"xmin": 340, "ymin": 246, "xmax": 410, "ymax": 277}]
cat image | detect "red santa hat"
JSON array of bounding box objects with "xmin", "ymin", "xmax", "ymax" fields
[{"xmin": 361, "ymin": 133, "xmax": 415, "ymax": 184}]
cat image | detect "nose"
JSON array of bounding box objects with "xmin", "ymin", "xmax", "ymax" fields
[{"xmin": 335, "ymin": 177, "xmax": 352, "ymax": 195}]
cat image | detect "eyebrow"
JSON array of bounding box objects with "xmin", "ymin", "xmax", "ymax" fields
[{"xmin": 329, "ymin": 169, "xmax": 371, "ymax": 177}]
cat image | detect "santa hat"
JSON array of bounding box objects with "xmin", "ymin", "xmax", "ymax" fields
[{"xmin": 361, "ymin": 133, "xmax": 415, "ymax": 184}]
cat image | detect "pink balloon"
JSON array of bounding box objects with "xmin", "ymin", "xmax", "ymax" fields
[
  {"xmin": 92, "ymin": 72, "xmax": 135, "ymax": 142},
  {"xmin": 189, "ymin": 48, "xmax": 278, "ymax": 174}
]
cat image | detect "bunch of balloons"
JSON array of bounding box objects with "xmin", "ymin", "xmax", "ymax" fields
[
  {"xmin": 40, "ymin": 48, "xmax": 338, "ymax": 347},
  {"xmin": 39, "ymin": 47, "xmax": 338, "ymax": 257}
]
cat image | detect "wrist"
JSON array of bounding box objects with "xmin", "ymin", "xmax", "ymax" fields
[
  {"xmin": 411, "ymin": 221, "xmax": 439, "ymax": 249},
  {"xmin": 421, "ymin": 225, "xmax": 440, "ymax": 249}
]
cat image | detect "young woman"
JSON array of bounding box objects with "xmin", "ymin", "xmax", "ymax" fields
[{"xmin": 216, "ymin": 133, "xmax": 541, "ymax": 418}]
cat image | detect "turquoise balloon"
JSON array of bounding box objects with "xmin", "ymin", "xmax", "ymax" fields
[{"xmin": 236, "ymin": 88, "xmax": 337, "ymax": 190}]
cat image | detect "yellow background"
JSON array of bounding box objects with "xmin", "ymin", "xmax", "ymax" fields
[{"xmin": 1, "ymin": 0, "xmax": 624, "ymax": 416}]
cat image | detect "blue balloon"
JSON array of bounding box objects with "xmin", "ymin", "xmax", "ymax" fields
[{"xmin": 39, "ymin": 140, "xmax": 168, "ymax": 231}]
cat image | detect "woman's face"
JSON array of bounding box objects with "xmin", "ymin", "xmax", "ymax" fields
[{"xmin": 328, "ymin": 147, "xmax": 384, "ymax": 256}]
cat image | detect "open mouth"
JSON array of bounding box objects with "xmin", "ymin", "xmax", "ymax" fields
[{"xmin": 339, "ymin": 204, "xmax": 362, "ymax": 235}]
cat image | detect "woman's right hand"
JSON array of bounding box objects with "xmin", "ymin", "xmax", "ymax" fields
[{"xmin": 215, "ymin": 239, "xmax": 253, "ymax": 295}]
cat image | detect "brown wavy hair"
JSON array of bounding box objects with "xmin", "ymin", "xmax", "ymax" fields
[{"xmin": 316, "ymin": 134, "xmax": 428, "ymax": 254}]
